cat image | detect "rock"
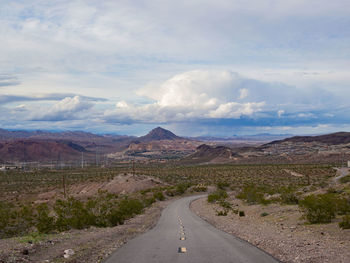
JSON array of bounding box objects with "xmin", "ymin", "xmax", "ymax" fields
[{"xmin": 63, "ymin": 249, "xmax": 75, "ymax": 258}]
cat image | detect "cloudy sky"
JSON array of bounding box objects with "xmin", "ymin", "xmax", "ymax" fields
[{"xmin": 1, "ymin": 0, "xmax": 349, "ymax": 136}]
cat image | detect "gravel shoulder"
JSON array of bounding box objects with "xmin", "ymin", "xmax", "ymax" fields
[
  {"xmin": 190, "ymin": 197, "xmax": 350, "ymax": 263},
  {"xmin": 0, "ymin": 199, "xmax": 171, "ymax": 263}
]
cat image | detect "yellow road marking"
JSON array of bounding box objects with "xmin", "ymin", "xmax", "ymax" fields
[{"xmin": 179, "ymin": 247, "xmax": 187, "ymax": 253}]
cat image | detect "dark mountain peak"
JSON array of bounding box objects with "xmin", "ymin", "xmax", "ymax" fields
[{"xmin": 140, "ymin": 127, "xmax": 181, "ymax": 141}]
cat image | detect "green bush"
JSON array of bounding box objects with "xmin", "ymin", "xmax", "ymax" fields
[
  {"xmin": 216, "ymin": 210, "xmax": 228, "ymax": 216},
  {"xmin": 54, "ymin": 197, "xmax": 90, "ymax": 230},
  {"xmin": 118, "ymin": 198, "xmax": 144, "ymax": 218},
  {"xmin": 207, "ymin": 190, "xmax": 228, "ymax": 203},
  {"xmin": 175, "ymin": 183, "xmax": 191, "ymax": 195},
  {"xmin": 239, "ymin": 211, "xmax": 245, "ymax": 217},
  {"xmin": 0, "ymin": 188, "xmax": 153, "ymax": 238},
  {"xmin": 0, "ymin": 202, "xmax": 10, "ymax": 231},
  {"xmin": 279, "ymin": 189, "xmax": 299, "ymax": 205},
  {"xmin": 218, "ymin": 200, "xmax": 232, "ymax": 210},
  {"xmin": 15, "ymin": 205, "xmax": 35, "ymax": 235},
  {"xmin": 334, "ymin": 197, "xmax": 350, "ymax": 215},
  {"xmin": 340, "ymin": 175, "xmax": 350, "ymax": 184},
  {"xmin": 339, "ymin": 215, "xmax": 350, "ymax": 229},
  {"xmin": 108, "ymin": 208, "xmax": 124, "ymax": 226},
  {"xmin": 36, "ymin": 203, "xmax": 54, "ymax": 233},
  {"xmin": 236, "ymin": 185, "xmax": 269, "ymax": 205},
  {"xmin": 143, "ymin": 197, "xmax": 156, "ymax": 207},
  {"xmin": 153, "ymin": 191, "xmax": 165, "ymax": 201},
  {"xmin": 216, "ymin": 181, "xmax": 230, "ymax": 190},
  {"xmin": 192, "ymin": 186, "xmax": 207, "ymax": 192},
  {"xmin": 299, "ymin": 194, "xmax": 337, "ymax": 224},
  {"xmin": 260, "ymin": 212, "xmax": 269, "ymax": 217}
]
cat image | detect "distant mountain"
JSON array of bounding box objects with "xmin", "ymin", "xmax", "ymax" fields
[
  {"xmin": 184, "ymin": 144, "xmax": 241, "ymax": 163},
  {"xmin": 138, "ymin": 127, "xmax": 182, "ymax": 142},
  {"xmin": 0, "ymin": 140, "xmax": 87, "ymax": 163},
  {"xmin": 266, "ymin": 132, "xmax": 350, "ymax": 146},
  {"xmin": 189, "ymin": 133, "xmax": 293, "ymax": 142},
  {"xmin": 0, "ymin": 129, "xmax": 106, "ymax": 141}
]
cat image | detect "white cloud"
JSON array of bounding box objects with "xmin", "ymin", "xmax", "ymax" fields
[
  {"xmin": 297, "ymin": 112, "xmax": 314, "ymax": 118},
  {"xmin": 208, "ymin": 102, "xmax": 265, "ymax": 118},
  {"xmin": 31, "ymin": 96, "xmax": 94, "ymax": 121},
  {"xmin": 105, "ymin": 70, "xmax": 266, "ymax": 122},
  {"xmin": 277, "ymin": 110, "xmax": 285, "ymax": 117}
]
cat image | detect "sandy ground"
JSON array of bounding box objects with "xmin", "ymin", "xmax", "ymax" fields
[
  {"xmin": 36, "ymin": 174, "xmax": 164, "ymax": 203},
  {"xmin": 0, "ymin": 199, "xmax": 171, "ymax": 263},
  {"xmin": 191, "ymin": 197, "xmax": 350, "ymax": 263}
]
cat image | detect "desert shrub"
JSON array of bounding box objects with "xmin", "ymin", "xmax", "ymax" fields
[
  {"xmin": 84, "ymin": 191, "xmax": 120, "ymax": 227},
  {"xmin": 279, "ymin": 188, "xmax": 299, "ymax": 205},
  {"xmin": 340, "ymin": 175, "xmax": 350, "ymax": 184},
  {"xmin": 219, "ymin": 200, "xmax": 232, "ymax": 209},
  {"xmin": 140, "ymin": 189, "xmax": 152, "ymax": 195},
  {"xmin": 164, "ymin": 183, "xmax": 191, "ymax": 196},
  {"xmin": 260, "ymin": 212, "xmax": 269, "ymax": 217},
  {"xmin": 14, "ymin": 204, "xmax": 35, "ymax": 235},
  {"xmin": 239, "ymin": 211, "xmax": 245, "ymax": 217},
  {"xmin": 108, "ymin": 208, "xmax": 125, "ymax": 226},
  {"xmin": 175, "ymin": 183, "xmax": 191, "ymax": 195},
  {"xmin": 54, "ymin": 197, "xmax": 90, "ymax": 230},
  {"xmin": 299, "ymin": 194, "xmax": 337, "ymax": 224},
  {"xmin": 36, "ymin": 203, "xmax": 55, "ymax": 233},
  {"xmin": 165, "ymin": 188, "xmax": 175, "ymax": 196},
  {"xmin": 143, "ymin": 197, "xmax": 156, "ymax": 207},
  {"xmin": 216, "ymin": 210, "xmax": 228, "ymax": 216},
  {"xmin": 339, "ymin": 215, "xmax": 350, "ymax": 229},
  {"xmin": 207, "ymin": 190, "xmax": 228, "ymax": 203},
  {"xmin": 118, "ymin": 198, "xmax": 144, "ymax": 219},
  {"xmin": 217, "ymin": 181, "xmax": 230, "ymax": 190},
  {"xmin": 334, "ymin": 197, "xmax": 350, "ymax": 215},
  {"xmin": 153, "ymin": 191, "xmax": 165, "ymax": 201},
  {"xmin": 0, "ymin": 202, "xmax": 12, "ymax": 238},
  {"xmin": 18, "ymin": 231, "xmax": 48, "ymax": 244},
  {"xmin": 0, "ymin": 201, "xmax": 10, "ymax": 230},
  {"xmin": 236, "ymin": 185, "xmax": 269, "ymax": 205},
  {"xmin": 192, "ymin": 186, "xmax": 207, "ymax": 192}
]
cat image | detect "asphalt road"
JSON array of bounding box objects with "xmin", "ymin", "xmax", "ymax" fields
[{"xmin": 104, "ymin": 195, "xmax": 279, "ymax": 263}]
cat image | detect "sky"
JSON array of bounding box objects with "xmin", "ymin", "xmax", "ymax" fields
[{"xmin": 0, "ymin": 0, "xmax": 350, "ymax": 136}]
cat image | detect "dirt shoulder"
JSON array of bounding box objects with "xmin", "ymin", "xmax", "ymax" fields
[
  {"xmin": 191, "ymin": 197, "xmax": 350, "ymax": 263},
  {"xmin": 0, "ymin": 199, "xmax": 171, "ymax": 263}
]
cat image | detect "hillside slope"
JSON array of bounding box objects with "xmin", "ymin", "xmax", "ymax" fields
[{"xmin": 0, "ymin": 140, "xmax": 87, "ymax": 162}]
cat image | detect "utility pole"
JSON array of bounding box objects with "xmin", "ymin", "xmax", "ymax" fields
[
  {"xmin": 81, "ymin": 152, "xmax": 84, "ymax": 169},
  {"xmin": 132, "ymin": 159, "xmax": 135, "ymax": 176}
]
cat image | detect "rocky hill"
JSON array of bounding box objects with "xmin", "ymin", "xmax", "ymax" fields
[
  {"xmin": 266, "ymin": 132, "xmax": 350, "ymax": 146},
  {"xmin": 0, "ymin": 140, "xmax": 87, "ymax": 163},
  {"xmin": 184, "ymin": 144, "xmax": 241, "ymax": 163},
  {"xmin": 138, "ymin": 127, "xmax": 182, "ymax": 142}
]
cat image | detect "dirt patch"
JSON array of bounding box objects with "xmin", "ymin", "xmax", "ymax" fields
[
  {"xmin": 191, "ymin": 197, "xmax": 350, "ymax": 263},
  {"xmin": 36, "ymin": 174, "xmax": 164, "ymax": 203},
  {"xmin": 283, "ymin": 169, "xmax": 304, "ymax": 177},
  {"xmin": 0, "ymin": 199, "xmax": 171, "ymax": 263}
]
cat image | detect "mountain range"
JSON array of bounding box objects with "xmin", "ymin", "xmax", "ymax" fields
[{"xmin": 0, "ymin": 127, "xmax": 349, "ymax": 165}]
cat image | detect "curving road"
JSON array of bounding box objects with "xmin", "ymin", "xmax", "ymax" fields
[{"xmin": 104, "ymin": 196, "xmax": 279, "ymax": 263}]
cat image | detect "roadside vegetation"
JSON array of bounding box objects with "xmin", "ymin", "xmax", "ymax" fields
[
  {"xmin": 0, "ymin": 190, "xmax": 154, "ymax": 238},
  {"xmin": 1, "ymin": 162, "xmax": 349, "ymax": 239}
]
